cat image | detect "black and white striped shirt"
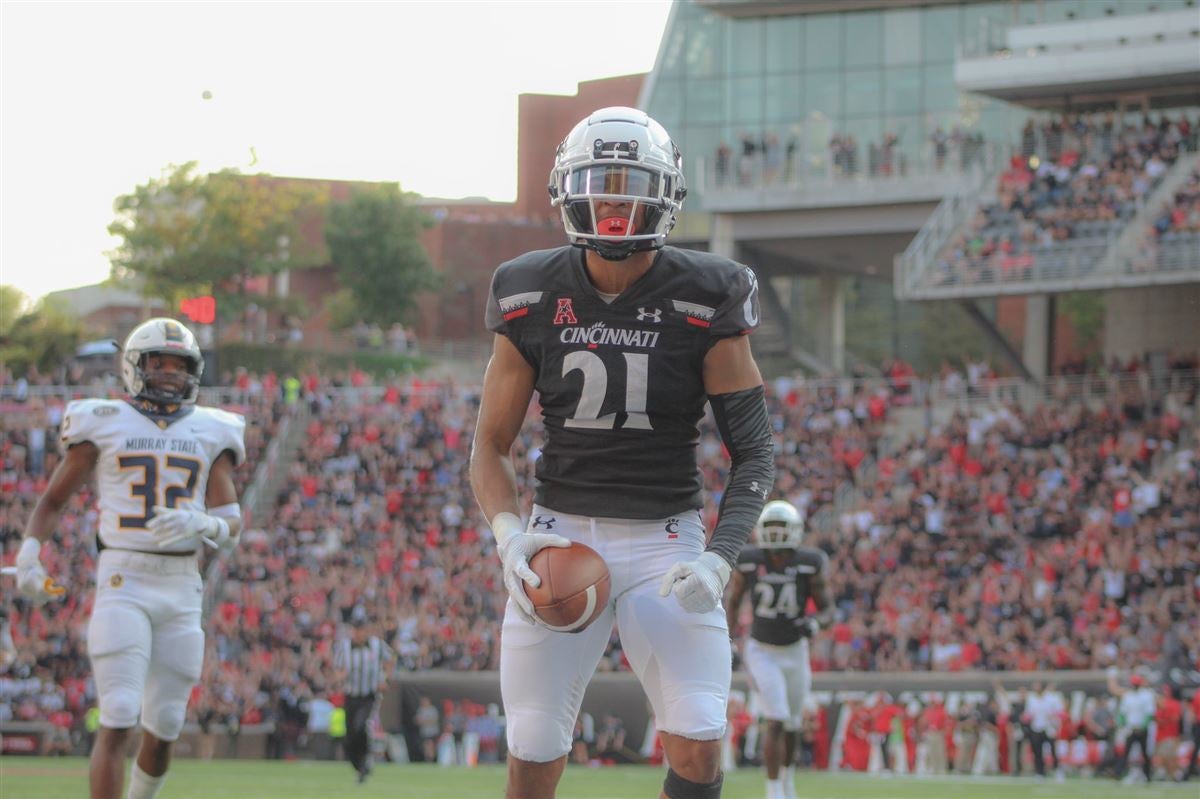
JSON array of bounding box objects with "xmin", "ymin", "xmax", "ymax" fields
[{"xmin": 335, "ymin": 636, "xmax": 392, "ymax": 697}]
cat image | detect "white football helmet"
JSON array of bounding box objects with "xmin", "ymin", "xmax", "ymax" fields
[
  {"xmin": 121, "ymin": 317, "xmax": 204, "ymax": 405},
  {"xmin": 755, "ymin": 500, "xmax": 804, "ymax": 550},
  {"xmin": 548, "ymin": 106, "xmax": 686, "ymax": 261}
]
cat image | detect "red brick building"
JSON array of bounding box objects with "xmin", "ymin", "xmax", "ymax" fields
[
  {"xmin": 515, "ymin": 73, "xmax": 646, "ymax": 220},
  {"xmin": 267, "ymin": 73, "xmax": 644, "ymax": 348}
]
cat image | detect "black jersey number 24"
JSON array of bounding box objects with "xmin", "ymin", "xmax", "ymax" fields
[
  {"xmin": 753, "ymin": 581, "xmax": 800, "ymax": 620},
  {"xmin": 563, "ymin": 350, "xmax": 652, "ymax": 431}
]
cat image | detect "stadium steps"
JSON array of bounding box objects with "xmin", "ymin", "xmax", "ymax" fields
[
  {"xmin": 1098, "ymin": 149, "xmax": 1200, "ymax": 277},
  {"xmin": 242, "ymin": 403, "xmax": 311, "ymax": 526},
  {"xmin": 203, "ymin": 402, "xmax": 311, "ymax": 618},
  {"xmin": 894, "ymin": 154, "xmax": 1007, "ymax": 296}
]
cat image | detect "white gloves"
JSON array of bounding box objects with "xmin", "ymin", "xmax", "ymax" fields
[
  {"xmin": 14, "ymin": 538, "xmax": 66, "ymax": 606},
  {"xmin": 659, "ymin": 551, "xmax": 731, "ymax": 614},
  {"xmin": 797, "ymin": 617, "xmax": 821, "ymax": 638},
  {"xmin": 148, "ymin": 506, "xmax": 230, "ymax": 551},
  {"xmin": 492, "ymin": 512, "xmax": 569, "ymax": 625}
]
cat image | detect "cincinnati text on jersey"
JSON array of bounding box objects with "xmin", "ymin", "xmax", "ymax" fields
[
  {"xmin": 122, "ymin": 437, "xmax": 201, "ymax": 455},
  {"xmin": 559, "ymin": 322, "xmax": 661, "ymax": 349}
]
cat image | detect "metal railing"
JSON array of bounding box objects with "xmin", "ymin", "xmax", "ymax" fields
[
  {"xmin": 895, "ymin": 148, "xmax": 1008, "ymax": 296},
  {"xmin": 0, "ymin": 384, "xmax": 281, "ymax": 406},
  {"xmin": 698, "ymin": 140, "xmax": 1000, "ymax": 201},
  {"xmin": 914, "ymin": 232, "xmax": 1119, "ymax": 298}
]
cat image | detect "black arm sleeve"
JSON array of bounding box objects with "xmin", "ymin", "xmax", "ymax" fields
[{"xmin": 706, "ymin": 385, "xmax": 774, "ymax": 568}]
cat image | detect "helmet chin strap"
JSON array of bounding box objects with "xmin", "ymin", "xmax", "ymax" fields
[{"xmin": 592, "ymin": 241, "xmax": 639, "ymax": 261}]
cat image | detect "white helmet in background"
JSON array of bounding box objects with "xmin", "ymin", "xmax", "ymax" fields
[
  {"xmin": 755, "ymin": 500, "xmax": 804, "ymax": 549},
  {"xmin": 121, "ymin": 317, "xmax": 204, "ymax": 405},
  {"xmin": 548, "ymin": 106, "xmax": 686, "ymax": 261}
]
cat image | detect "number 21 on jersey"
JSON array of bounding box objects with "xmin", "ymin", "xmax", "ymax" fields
[
  {"xmin": 562, "ymin": 350, "xmax": 652, "ymax": 431},
  {"xmin": 118, "ymin": 454, "xmax": 201, "ymax": 529}
]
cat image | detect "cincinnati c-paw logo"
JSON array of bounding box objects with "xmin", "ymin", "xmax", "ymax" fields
[
  {"xmin": 665, "ymin": 518, "xmax": 680, "ymax": 540},
  {"xmin": 553, "ymin": 298, "xmax": 577, "ymax": 326}
]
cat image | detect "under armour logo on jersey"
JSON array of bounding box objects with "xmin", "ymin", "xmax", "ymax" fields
[
  {"xmin": 665, "ymin": 518, "xmax": 680, "ymax": 539},
  {"xmin": 553, "ymin": 298, "xmax": 577, "ymax": 326},
  {"xmin": 749, "ymin": 481, "xmax": 768, "ymax": 499},
  {"xmin": 637, "ymin": 307, "xmax": 662, "ymax": 323},
  {"xmin": 531, "ymin": 515, "xmax": 556, "ymax": 530}
]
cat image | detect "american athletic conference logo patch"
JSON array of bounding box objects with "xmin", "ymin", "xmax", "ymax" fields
[{"xmin": 554, "ymin": 298, "xmax": 577, "ymax": 325}]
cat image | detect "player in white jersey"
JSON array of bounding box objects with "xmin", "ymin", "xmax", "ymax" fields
[{"xmin": 15, "ymin": 318, "xmax": 245, "ymax": 799}]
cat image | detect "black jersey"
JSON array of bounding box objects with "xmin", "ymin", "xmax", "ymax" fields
[
  {"xmin": 485, "ymin": 245, "xmax": 760, "ymax": 519},
  {"xmin": 735, "ymin": 546, "xmax": 828, "ymax": 646}
]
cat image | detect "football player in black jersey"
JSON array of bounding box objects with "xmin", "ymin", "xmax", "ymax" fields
[
  {"xmin": 470, "ymin": 107, "xmax": 774, "ymax": 799},
  {"xmin": 725, "ymin": 501, "xmax": 834, "ymax": 799}
]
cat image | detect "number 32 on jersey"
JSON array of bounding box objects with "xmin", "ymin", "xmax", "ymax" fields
[{"xmin": 117, "ymin": 454, "xmax": 201, "ymax": 529}]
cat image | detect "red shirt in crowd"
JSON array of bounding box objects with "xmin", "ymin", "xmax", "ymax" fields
[
  {"xmin": 1113, "ymin": 487, "xmax": 1131, "ymax": 513},
  {"xmin": 1156, "ymin": 696, "xmax": 1182, "ymax": 739},
  {"xmin": 922, "ymin": 702, "xmax": 949, "ymax": 732},
  {"xmin": 873, "ymin": 702, "xmax": 902, "ymax": 735}
]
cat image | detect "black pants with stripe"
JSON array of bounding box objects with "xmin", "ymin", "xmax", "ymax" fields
[{"xmin": 345, "ymin": 693, "xmax": 376, "ymax": 775}]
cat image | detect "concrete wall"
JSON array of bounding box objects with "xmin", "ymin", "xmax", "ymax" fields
[{"xmin": 1104, "ymin": 283, "xmax": 1200, "ymax": 362}]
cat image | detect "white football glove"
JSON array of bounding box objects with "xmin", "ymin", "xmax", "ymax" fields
[
  {"xmin": 492, "ymin": 513, "xmax": 570, "ymax": 625},
  {"xmin": 797, "ymin": 617, "xmax": 821, "ymax": 638},
  {"xmin": 147, "ymin": 506, "xmax": 230, "ymax": 551},
  {"xmin": 14, "ymin": 538, "xmax": 66, "ymax": 606},
  {"xmin": 658, "ymin": 551, "xmax": 732, "ymax": 614}
]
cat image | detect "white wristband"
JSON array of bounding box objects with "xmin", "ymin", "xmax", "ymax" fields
[
  {"xmin": 490, "ymin": 512, "xmax": 525, "ymax": 549},
  {"xmin": 17, "ymin": 538, "xmax": 41, "ymax": 567},
  {"xmin": 209, "ymin": 502, "xmax": 241, "ymax": 522},
  {"xmin": 698, "ymin": 550, "xmax": 732, "ymax": 588}
]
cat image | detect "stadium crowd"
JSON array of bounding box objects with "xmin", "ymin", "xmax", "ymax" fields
[
  {"xmin": 933, "ymin": 112, "xmax": 1198, "ymax": 287},
  {"xmin": 1, "ymin": 360, "xmax": 1197, "ymax": 777},
  {"xmin": 1132, "ymin": 164, "xmax": 1200, "ymax": 274}
]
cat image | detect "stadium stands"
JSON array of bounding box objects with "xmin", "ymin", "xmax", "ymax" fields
[
  {"xmin": 1132, "ymin": 164, "xmax": 1200, "ymax": 275},
  {"xmin": 3, "ymin": 363, "xmax": 1196, "ymax": 748},
  {"xmin": 932, "ymin": 112, "xmax": 1196, "ymax": 289}
]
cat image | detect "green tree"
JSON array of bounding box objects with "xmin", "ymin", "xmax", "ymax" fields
[
  {"xmin": 107, "ymin": 163, "xmax": 327, "ymax": 319},
  {"xmin": 0, "ymin": 285, "xmax": 30, "ymax": 337},
  {"xmin": 0, "ymin": 292, "xmax": 87, "ymax": 375},
  {"xmin": 324, "ymin": 183, "xmax": 439, "ymax": 328},
  {"xmin": 1059, "ymin": 291, "xmax": 1105, "ymax": 362}
]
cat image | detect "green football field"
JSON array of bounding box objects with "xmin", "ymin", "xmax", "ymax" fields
[{"xmin": 0, "ymin": 759, "xmax": 1195, "ymax": 799}]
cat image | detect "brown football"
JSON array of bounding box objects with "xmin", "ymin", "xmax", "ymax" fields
[{"xmin": 525, "ymin": 542, "xmax": 611, "ymax": 633}]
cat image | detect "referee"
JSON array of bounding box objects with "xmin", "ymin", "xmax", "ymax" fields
[{"xmin": 334, "ymin": 618, "xmax": 394, "ymax": 784}]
